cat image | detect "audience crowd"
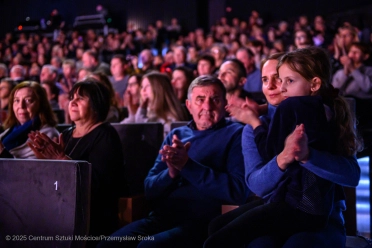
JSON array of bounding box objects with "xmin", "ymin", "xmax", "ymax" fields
[
  {"xmin": 0, "ymin": 11, "xmax": 371, "ymax": 125},
  {"xmin": 0, "ymin": 8, "xmax": 371, "ymax": 247}
]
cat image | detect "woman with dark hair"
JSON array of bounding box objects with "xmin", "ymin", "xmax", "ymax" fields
[
  {"xmin": 121, "ymin": 74, "xmax": 142, "ymax": 123},
  {"xmin": 0, "ymin": 81, "xmax": 59, "ymax": 158},
  {"xmin": 171, "ymin": 66, "xmax": 195, "ymax": 103},
  {"xmin": 88, "ymin": 71, "xmax": 121, "ymax": 122},
  {"xmin": 27, "ymin": 79, "xmax": 124, "ymax": 246}
]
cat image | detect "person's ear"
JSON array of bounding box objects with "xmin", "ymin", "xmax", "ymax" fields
[
  {"xmin": 363, "ymin": 53, "xmax": 369, "ymax": 61},
  {"xmin": 310, "ymin": 77, "xmax": 321, "ymax": 93},
  {"xmin": 186, "ymin": 99, "xmax": 191, "ymax": 113},
  {"xmin": 238, "ymin": 77, "xmax": 246, "ymax": 87}
]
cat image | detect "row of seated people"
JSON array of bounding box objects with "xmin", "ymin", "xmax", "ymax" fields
[
  {"xmin": 97, "ymin": 49, "xmax": 363, "ymax": 247},
  {"xmin": 2, "ymin": 37, "xmax": 371, "ymax": 145},
  {"xmin": 0, "ymin": 77, "xmax": 189, "ymax": 246},
  {"xmin": 0, "ymin": 59, "xmax": 363, "ymax": 248}
]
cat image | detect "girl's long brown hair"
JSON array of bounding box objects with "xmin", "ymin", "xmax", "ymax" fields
[{"xmin": 277, "ymin": 47, "xmax": 363, "ymax": 156}]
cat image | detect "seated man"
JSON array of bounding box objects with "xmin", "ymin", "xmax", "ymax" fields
[
  {"xmin": 218, "ymin": 58, "xmax": 266, "ymax": 105},
  {"xmin": 332, "ymin": 41, "xmax": 372, "ymax": 130},
  {"xmin": 99, "ymin": 75, "xmax": 250, "ymax": 248}
]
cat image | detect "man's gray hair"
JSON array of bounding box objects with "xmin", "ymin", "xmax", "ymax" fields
[
  {"xmin": 10, "ymin": 65, "xmax": 25, "ymax": 76},
  {"xmin": 42, "ymin": 64, "xmax": 58, "ymax": 75},
  {"xmin": 173, "ymin": 45, "xmax": 187, "ymax": 57},
  {"xmin": 187, "ymin": 75, "xmax": 226, "ymax": 100}
]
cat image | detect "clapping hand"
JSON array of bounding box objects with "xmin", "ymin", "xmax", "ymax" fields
[
  {"xmin": 277, "ymin": 124, "xmax": 309, "ymax": 170},
  {"xmin": 123, "ymin": 90, "xmax": 138, "ymax": 115},
  {"xmin": 28, "ymin": 131, "xmax": 67, "ymax": 160},
  {"xmin": 226, "ymin": 96, "xmax": 262, "ymax": 128},
  {"xmin": 159, "ymin": 135, "xmax": 191, "ymax": 178}
]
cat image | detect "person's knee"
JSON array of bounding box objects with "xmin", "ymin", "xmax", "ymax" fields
[{"xmin": 208, "ymin": 216, "xmax": 223, "ymax": 236}]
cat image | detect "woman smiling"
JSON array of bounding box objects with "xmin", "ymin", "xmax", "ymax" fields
[{"xmin": 0, "ymin": 81, "xmax": 59, "ymax": 158}]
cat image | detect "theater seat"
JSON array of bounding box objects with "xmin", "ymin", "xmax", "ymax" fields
[
  {"xmin": 112, "ymin": 123, "xmax": 164, "ymax": 227},
  {"xmin": 118, "ymin": 194, "xmax": 151, "ymax": 227},
  {"xmin": 0, "ymin": 159, "xmax": 91, "ymax": 247}
]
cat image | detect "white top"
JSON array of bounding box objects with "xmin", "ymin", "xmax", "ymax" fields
[{"xmin": 0, "ymin": 125, "xmax": 59, "ymax": 159}]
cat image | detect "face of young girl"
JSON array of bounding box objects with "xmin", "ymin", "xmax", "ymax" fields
[{"xmin": 278, "ymin": 63, "xmax": 312, "ymax": 99}]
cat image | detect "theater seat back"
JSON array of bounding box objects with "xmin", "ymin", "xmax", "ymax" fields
[
  {"xmin": 0, "ymin": 159, "xmax": 91, "ymax": 248},
  {"xmin": 112, "ymin": 123, "xmax": 164, "ymax": 196}
]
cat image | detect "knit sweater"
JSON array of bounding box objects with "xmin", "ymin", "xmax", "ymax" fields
[{"xmin": 145, "ymin": 118, "xmax": 250, "ymax": 222}]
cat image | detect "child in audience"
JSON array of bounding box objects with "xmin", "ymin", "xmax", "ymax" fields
[{"xmin": 204, "ymin": 47, "xmax": 362, "ymax": 247}]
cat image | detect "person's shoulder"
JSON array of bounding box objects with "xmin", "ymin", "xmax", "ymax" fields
[
  {"xmin": 0, "ymin": 128, "xmax": 10, "ymax": 138},
  {"xmin": 280, "ymin": 96, "xmax": 322, "ymax": 106},
  {"xmin": 224, "ymin": 119, "xmax": 244, "ymax": 132},
  {"xmin": 169, "ymin": 124, "xmax": 192, "ymax": 137},
  {"xmin": 278, "ymin": 96, "xmax": 324, "ymax": 115},
  {"xmin": 243, "ymin": 123, "xmax": 254, "ymax": 133},
  {"xmin": 99, "ymin": 61, "xmax": 110, "ymax": 68},
  {"xmin": 89, "ymin": 123, "xmax": 121, "ymax": 142},
  {"xmin": 62, "ymin": 125, "xmax": 74, "ymax": 136},
  {"xmin": 40, "ymin": 125, "xmax": 59, "ymax": 136},
  {"xmin": 332, "ymin": 68, "xmax": 344, "ymax": 76},
  {"xmin": 97, "ymin": 122, "xmax": 117, "ymax": 133},
  {"xmin": 362, "ymin": 65, "xmax": 372, "ymax": 73},
  {"xmin": 249, "ymin": 67, "xmax": 261, "ymax": 77}
]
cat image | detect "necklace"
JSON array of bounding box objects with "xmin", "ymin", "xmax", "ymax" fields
[
  {"xmin": 65, "ymin": 123, "xmax": 100, "ymax": 157},
  {"xmin": 65, "ymin": 134, "xmax": 83, "ymax": 158}
]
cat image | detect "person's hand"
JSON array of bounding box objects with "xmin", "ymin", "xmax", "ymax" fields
[
  {"xmin": 340, "ymin": 55, "xmax": 353, "ymax": 75},
  {"xmin": 277, "ymin": 124, "xmax": 309, "ymax": 170},
  {"xmin": 335, "ymin": 34, "xmax": 347, "ymax": 55},
  {"xmin": 227, "ymin": 94, "xmax": 247, "ymax": 108},
  {"xmin": 333, "ymin": 35, "xmax": 345, "ymax": 60},
  {"xmin": 226, "ymin": 96, "xmax": 262, "ymax": 128},
  {"xmin": 114, "ymin": 91, "xmax": 122, "ymax": 107},
  {"xmin": 124, "ymin": 90, "xmax": 139, "ymax": 115},
  {"xmin": 292, "ymin": 124, "xmax": 309, "ymax": 163},
  {"xmin": 159, "ymin": 135, "xmax": 191, "ymax": 178},
  {"xmin": 28, "ymin": 131, "xmax": 67, "ymax": 160},
  {"xmin": 131, "ymin": 56, "xmax": 138, "ymax": 70}
]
